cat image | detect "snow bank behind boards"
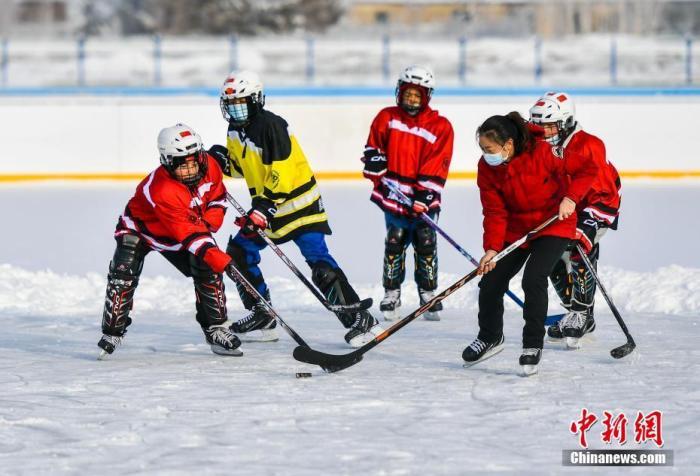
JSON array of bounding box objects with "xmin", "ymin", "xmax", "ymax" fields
[
  {"xmin": 1, "ymin": 264, "xmax": 698, "ymax": 319},
  {"xmin": 1, "ymin": 94, "xmax": 698, "ymax": 175}
]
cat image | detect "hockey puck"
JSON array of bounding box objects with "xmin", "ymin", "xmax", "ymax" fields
[{"xmin": 295, "ymin": 372, "xmax": 312, "ymax": 378}]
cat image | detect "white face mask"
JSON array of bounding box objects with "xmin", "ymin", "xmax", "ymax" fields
[{"xmin": 482, "ymin": 149, "xmax": 507, "ymax": 166}]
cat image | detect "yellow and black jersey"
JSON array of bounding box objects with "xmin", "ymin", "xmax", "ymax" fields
[{"xmin": 224, "ymin": 109, "xmax": 331, "ymax": 242}]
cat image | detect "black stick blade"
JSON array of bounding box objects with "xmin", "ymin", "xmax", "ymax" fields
[
  {"xmin": 293, "ymin": 346, "xmax": 363, "ymax": 373},
  {"xmin": 610, "ymin": 340, "xmax": 636, "ymax": 359}
]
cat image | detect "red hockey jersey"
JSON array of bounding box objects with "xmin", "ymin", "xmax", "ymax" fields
[
  {"xmin": 478, "ymin": 140, "xmax": 598, "ymax": 252},
  {"xmin": 364, "ymin": 105, "xmax": 454, "ymax": 215},
  {"xmin": 563, "ymin": 126, "xmax": 621, "ymax": 228},
  {"xmin": 115, "ymin": 155, "xmax": 232, "ymax": 273}
]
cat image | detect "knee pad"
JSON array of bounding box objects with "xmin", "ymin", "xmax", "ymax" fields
[
  {"xmin": 385, "ymin": 226, "xmax": 408, "ymax": 255},
  {"xmin": 109, "ymin": 234, "xmax": 145, "ymax": 279},
  {"xmin": 412, "ymin": 225, "xmax": 437, "ymax": 256}
]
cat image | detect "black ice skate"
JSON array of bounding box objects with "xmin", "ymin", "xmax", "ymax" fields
[
  {"xmin": 344, "ymin": 310, "xmax": 383, "ymax": 348},
  {"xmin": 462, "ymin": 335, "xmax": 505, "ymax": 367},
  {"xmin": 561, "ymin": 310, "xmax": 596, "ymax": 349},
  {"xmin": 204, "ymin": 324, "xmax": 243, "ymax": 356},
  {"xmin": 380, "ymin": 289, "xmax": 401, "ymax": 321},
  {"xmin": 97, "ymin": 334, "xmax": 124, "ymax": 360},
  {"xmin": 546, "ymin": 319, "xmax": 564, "ymax": 340},
  {"xmin": 519, "ymin": 348, "xmax": 542, "ymax": 376},
  {"xmin": 419, "ymin": 288, "xmax": 443, "ymax": 321},
  {"xmin": 230, "ymin": 303, "xmax": 279, "ymax": 342}
]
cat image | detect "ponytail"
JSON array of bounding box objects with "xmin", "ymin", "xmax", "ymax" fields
[{"xmin": 476, "ymin": 111, "xmax": 534, "ymax": 156}]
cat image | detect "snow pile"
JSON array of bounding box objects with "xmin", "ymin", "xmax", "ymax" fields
[{"xmin": 2, "ymin": 263, "xmax": 698, "ymax": 319}]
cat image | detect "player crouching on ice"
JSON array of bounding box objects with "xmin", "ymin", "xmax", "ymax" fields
[
  {"xmin": 529, "ymin": 92, "xmax": 621, "ymax": 349},
  {"xmin": 464, "ymin": 112, "xmax": 597, "ymax": 376},
  {"xmin": 362, "ymin": 65, "xmax": 454, "ymax": 321},
  {"xmin": 209, "ymin": 70, "xmax": 382, "ymax": 348},
  {"xmin": 98, "ymin": 124, "xmax": 242, "ymax": 359}
]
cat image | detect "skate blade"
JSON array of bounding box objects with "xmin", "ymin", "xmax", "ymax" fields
[
  {"xmin": 236, "ymin": 329, "xmax": 279, "ymax": 343},
  {"xmin": 520, "ymin": 364, "xmax": 539, "ymax": 376},
  {"xmin": 566, "ymin": 337, "xmax": 581, "ymax": 349},
  {"xmin": 423, "ymin": 311, "xmax": 441, "ymax": 321},
  {"xmin": 97, "ymin": 350, "xmax": 111, "ymax": 361},
  {"xmin": 210, "ymin": 345, "xmax": 244, "ymax": 357},
  {"xmin": 382, "ymin": 309, "xmax": 401, "ymax": 321},
  {"xmin": 546, "ymin": 334, "xmax": 564, "ymax": 342},
  {"xmin": 463, "ymin": 344, "xmax": 505, "ymax": 368},
  {"xmin": 347, "ymin": 325, "xmax": 384, "ymax": 348}
]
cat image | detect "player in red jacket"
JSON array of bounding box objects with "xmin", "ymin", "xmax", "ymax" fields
[
  {"xmin": 462, "ymin": 112, "xmax": 598, "ymax": 375},
  {"xmin": 529, "ymin": 92, "xmax": 622, "ymax": 348},
  {"xmin": 362, "ymin": 65, "xmax": 454, "ymax": 321},
  {"xmin": 97, "ymin": 123, "xmax": 242, "ymax": 359}
]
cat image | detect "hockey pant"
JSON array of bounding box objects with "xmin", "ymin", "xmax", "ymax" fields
[
  {"xmin": 383, "ymin": 211, "xmax": 438, "ymax": 291},
  {"xmin": 549, "ymin": 228, "xmax": 607, "ymax": 312},
  {"xmin": 101, "ymin": 233, "xmax": 228, "ymax": 336}
]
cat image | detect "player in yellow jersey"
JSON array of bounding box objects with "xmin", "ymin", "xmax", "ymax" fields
[{"xmin": 209, "ymin": 71, "xmax": 382, "ymax": 348}]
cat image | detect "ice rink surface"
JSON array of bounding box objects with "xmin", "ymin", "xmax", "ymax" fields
[{"xmin": 1, "ymin": 180, "xmax": 698, "ymax": 475}]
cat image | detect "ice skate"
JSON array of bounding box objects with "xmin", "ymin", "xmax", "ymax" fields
[
  {"xmin": 419, "ymin": 288, "xmax": 442, "ymax": 321},
  {"xmin": 562, "ymin": 310, "xmax": 595, "ymax": 349},
  {"xmin": 462, "ymin": 335, "xmax": 504, "ymax": 367},
  {"xmin": 230, "ymin": 303, "xmax": 279, "ymax": 342},
  {"xmin": 97, "ymin": 334, "xmax": 124, "ymax": 360},
  {"xmin": 380, "ymin": 289, "xmax": 402, "ymax": 321},
  {"xmin": 204, "ymin": 324, "xmax": 243, "ymax": 356},
  {"xmin": 519, "ymin": 348, "xmax": 542, "ymax": 376},
  {"xmin": 344, "ymin": 311, "xmax": 384, "ymax": 348}
]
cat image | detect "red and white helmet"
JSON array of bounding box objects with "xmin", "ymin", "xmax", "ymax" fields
[
  {"xmin": 219, "ymin": 70, "xmax": 265, "ymax": 125},
  {"xmin": 529, "ymin": 91, "xmax": 577, "ymax": 144},
  {"xmin": 396, "ymin": 65, "xmax": 435, "ymax": 114},
  {"xmin": 157, "ymin": 123, "xmax": 207, "ymax": 185}
]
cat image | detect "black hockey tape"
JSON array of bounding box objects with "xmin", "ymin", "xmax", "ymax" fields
[{"xmin": 295, "ymin": 372, "xmax": 312, "ymax": 378}]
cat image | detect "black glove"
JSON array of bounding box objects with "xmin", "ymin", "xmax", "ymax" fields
[
  {"xmin": 208, "ymin": 145, "xmax": 231, "ymax": 176},
  {"xmin": 574, "ymin": 217, "xmax": 600, "ymax": 254},
  {"xmin": 362, "ymin": 147, "xmax": 388, "ymax": 182},
  {"xmin": 411, "ymin": 188, "xmax": 435, "ymax": 215}
]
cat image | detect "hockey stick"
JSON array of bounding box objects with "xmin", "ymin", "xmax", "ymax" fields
[
  {"xmin": 224, "ymin": 193, "xmax": 372, "ymax": 313},
  {"xmin": 293, "ymin": 215, "xmax": 560, "ymax": 373},
  {"xmin": 575, "ymin": 244, "xmax": 636, "ymax": 359},
  {"xmin": 381, "ymin": 179, "xmax": 566, "ymax": 325}
]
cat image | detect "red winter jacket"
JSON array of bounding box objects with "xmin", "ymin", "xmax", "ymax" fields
[
  {"xmin": 115, "ymin": 154, "xmax": 232, "ymax": 273},
  {"xmin": 477, "ymin": 141, "xmax": 598, "ymax": 252},
  {"xmin": 564, "ymin": 126, "xmax": 621, "ymax": 228},
  {"xmin": 364, "ymin": 105, "xmax": 454, "ymax": 215}
]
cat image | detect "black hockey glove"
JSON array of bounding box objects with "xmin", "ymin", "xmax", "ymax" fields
[
  {"xmin": 574, "ymin": 217, "xmax": 600, "ymax": 254},
  {"xmin": 234, "ymin": 197, "xmax": 277, "ymax": 234},
  {"xmin": 208, "ymin": 145, "xmax": 231, "ymax": 176},
  {"xmin": 362, "ymin": 148, "xmax": 388, "ymax": 182},
  {"xmin": 411, "ymin": 188, "xmax": 435, "ymax": 215}
]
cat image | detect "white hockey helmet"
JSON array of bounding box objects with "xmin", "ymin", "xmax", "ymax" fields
[
  {"xmin": 529, "ymin": 91, "xmax": 577, "ymax": 144},
  {"xmin": 157, "ymin": 123, "xmax": 206, "ymax": 185},
  {"xmin": 220, "ymin": 70, "xmax": 265, "ymax": 126},
  {"xmin": 396, "ymin": 65, "xmax": 435, "ymax": 114}
]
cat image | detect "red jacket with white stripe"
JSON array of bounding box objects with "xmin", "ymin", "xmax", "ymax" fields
[
  {"xmin": 115, "ymin": 154, "xmax": 232, "ymax": 273},
  {"xmin": 478, "ymin": 140, "xmax": 598, "ymax": 252},
  {"xmin": 364, "ymin": 105, "xmax": 454, "ymax": 215},
  {"xmin": 563, "ymin": 126, "xmax": 621, "ymax": 228}
]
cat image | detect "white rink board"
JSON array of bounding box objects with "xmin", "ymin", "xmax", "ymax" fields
[{"xmin": 0, "ymin": 94, "xmax": 697, "ymax": 174}]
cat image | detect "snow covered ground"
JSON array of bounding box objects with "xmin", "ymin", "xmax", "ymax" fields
[{"xmin": 1, "ymin": 181, "xmax": 698, "ymax": 474}]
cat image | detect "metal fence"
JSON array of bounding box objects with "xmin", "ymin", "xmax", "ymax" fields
[{"xmin": 0, "ymin": 34, "xmax": 696, "ymax": 88}]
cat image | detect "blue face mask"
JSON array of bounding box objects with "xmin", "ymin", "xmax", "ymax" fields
[
  {"xmin": 226, "ymin": 102, "xmax": 249, "ymax": 123},
  {"xmin": 483, "ymin": 150, "xmax": 506, "ymax": 166}
]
